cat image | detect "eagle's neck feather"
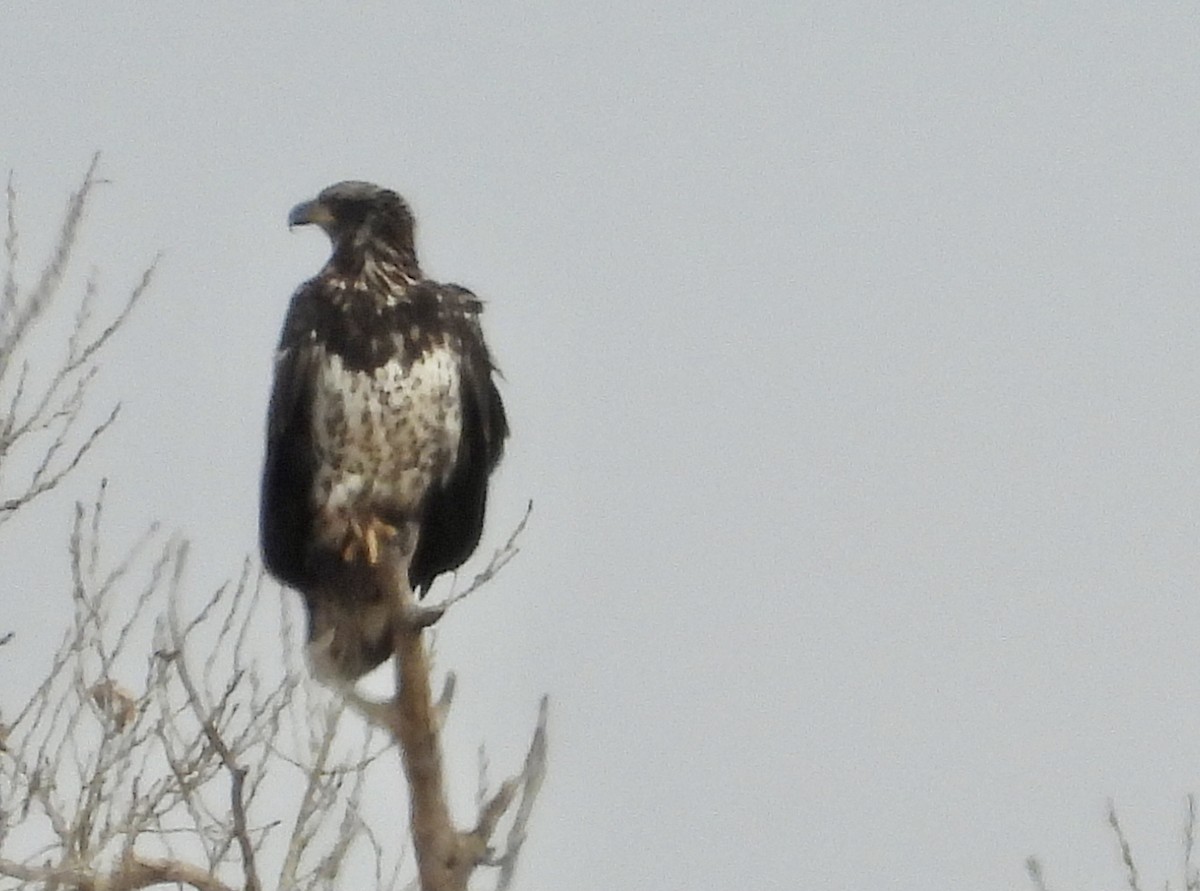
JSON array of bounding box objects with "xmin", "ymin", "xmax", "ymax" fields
[
  {"xmin": 330, "ymin": 238, "xmax": 422, "ymax": 297},
  {"xmin": 361, "ymin": 252, "xmax": 420, "ymax": 297}
]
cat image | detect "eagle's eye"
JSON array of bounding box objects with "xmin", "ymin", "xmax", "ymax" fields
[{"xmin": 323, "ymin": 200, "xmax": 371, "ymax": 232}]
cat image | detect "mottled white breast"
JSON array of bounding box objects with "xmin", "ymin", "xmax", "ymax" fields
[{"xmin": 309, "ymin": 344, "xmax": 463, "ymax": 544}]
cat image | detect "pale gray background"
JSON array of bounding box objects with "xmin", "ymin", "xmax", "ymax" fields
[{"xmin": 4, "ymin": 3, "xmax": 1200, "ymax": 889}]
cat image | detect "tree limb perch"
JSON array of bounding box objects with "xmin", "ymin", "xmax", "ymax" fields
[{"xmin": 378, "ymin": 542, "xmax": 547, "ymax": 891}]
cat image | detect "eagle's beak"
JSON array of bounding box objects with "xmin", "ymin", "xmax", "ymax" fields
[{"xmin": 288, "ymin": 199, "xmax": 333, "ymax": 230}]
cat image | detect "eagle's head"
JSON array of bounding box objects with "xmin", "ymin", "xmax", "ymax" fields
[{"xmin": 289, "ymin": 181, "xmax": 418, "ymax": 270}]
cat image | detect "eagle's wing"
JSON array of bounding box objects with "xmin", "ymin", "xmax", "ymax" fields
[
  {"xmin": 260, "ymin": 289, "xmax": 320, "ymax": 589},
  {"xmin": 455, "ymin": 285, "xmax": 508, "ymax": 471},
  {"xmin": 409, "ymin": 285, "xmax": 509, "ymax": 592}
]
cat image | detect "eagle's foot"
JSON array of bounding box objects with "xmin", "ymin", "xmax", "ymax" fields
[
  {"xmin": 341, "ymin": 517, "xmax": 399, "ymax": 566},
  {"xmin": 363, "ymin": 517, "xmax": 399, "ymax": 565},
  {"xmin": 400, "ymin": 600, "xmax": 446, "ymax": 629}
]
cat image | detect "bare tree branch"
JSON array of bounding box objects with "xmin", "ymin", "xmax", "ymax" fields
[
  {"xmin": 0, "ymin": 154, "xmax": 100, "ymax": 374},
  {"xmin": 0, "ymin": 853, "xmax": 237, "ymax": 891},
  {"xmin": 0, "ymin": 159, "xmax": 155, "ymax": 525},
  {"xmin": 493, "ymin": 696, "xmax": 549, "ymax": 891},
  {"xmin": 168, "ymin": 599, "xmax": 262, "ymax": 891},
  {"xmin": 0, "ymin": 488, "xmax": 396, "ymax": 891},
  {"xmin": 366, "ymin": 525, "xmax": 546, "ymax": 891}
]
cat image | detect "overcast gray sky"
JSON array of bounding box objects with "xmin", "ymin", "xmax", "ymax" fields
[{"xmin": 4, "ymin": 3, "xmax": 1200, "ymax": 889}]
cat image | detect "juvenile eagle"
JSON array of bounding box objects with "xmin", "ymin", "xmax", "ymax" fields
[{"xmin": 260, "ymin": 181, "xmax": 508, "ymax": 681}]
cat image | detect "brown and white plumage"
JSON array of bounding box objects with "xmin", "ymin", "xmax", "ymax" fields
[{"xmin": 260, "ymin": 181, "xmax": 508, "ymax": 680}]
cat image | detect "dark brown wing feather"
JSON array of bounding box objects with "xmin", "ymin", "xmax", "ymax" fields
[
  {"xmin": 260, "ymin": 286, "xmax": 320, "ymax": 590},
  {"xmin": 410, "ymin": 286, "xmax": 509, "ymax": 593}
]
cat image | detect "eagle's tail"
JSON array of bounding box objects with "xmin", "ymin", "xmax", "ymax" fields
[{"xmin": 302, "ymin": 572, "xmax": 396, "ymax": 682}]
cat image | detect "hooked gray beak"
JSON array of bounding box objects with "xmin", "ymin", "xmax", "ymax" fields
[{"xmin": 288, "ymin": 199, "xmax": 333, "ymax": 229}]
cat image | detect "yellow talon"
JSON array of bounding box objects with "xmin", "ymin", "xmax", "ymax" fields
[
  {"xmin": 341, "ymin": 516, "xmax": 398, "ymax": 566},
  {"xmin": 341, "ymin": 519, "xmax": 362, "ymax": 563},
  {"xmin": 364, "ymin": 517, "xmax": 398, "ymax": 565},
  {"xmin": 364, "ymin": 523, "xmax": 379, "ymax": 565}
]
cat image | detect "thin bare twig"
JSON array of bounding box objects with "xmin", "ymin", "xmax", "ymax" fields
[
  {"xmin": 0, "ymin": 153, "xmax": 100, "ymax": 377},
  {"xmin": 2, "ymin": 169, "xmax": 18, "ymax": 326},
  {"xmin": 1109, "ymin": 801, "xmax": 1144, "ymax": 891},
  {"xmin": 494, "ymin": 696, "xmax": 549, "ymax": 891},
  {"xmin": 438, "ymin": 501, "xmax": 532, "ymax": 612},
  {"xmin": 1025, "ymin": 856, "xmax": 1050, "ymax": 891},
  {"xmin": 0, "ymin": 160, "xmax": 156, "ymax": 524},
  {"xmin": 169, "ymin": 588, "xmax": 262, "ymax": 891},
  {"xmin": 1185, "ymin": 795, "xmax": 1198, "ymax": 891}
]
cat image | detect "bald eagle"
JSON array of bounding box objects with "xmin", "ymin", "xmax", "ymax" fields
[{"xmin": 260, "ymin": 181, "xmax": 508, "ymax": 681}]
